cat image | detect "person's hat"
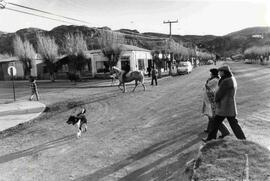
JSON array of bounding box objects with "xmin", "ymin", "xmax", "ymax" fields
[
  {"xmin": 218, "ymin": 65, "xmax": 231, "ymax": 72},
  {"xmin": 209, "ymin": 68, "xmax": 218, "ymax": 75}
]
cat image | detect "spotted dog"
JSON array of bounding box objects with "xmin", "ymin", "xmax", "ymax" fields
[{"xmin": 66, "ymin": 108, "xmax": 87, "ymax": 138}]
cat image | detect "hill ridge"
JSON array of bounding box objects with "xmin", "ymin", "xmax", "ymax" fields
[{"xmin": 0, "ymin": 25, "xmax": 269, "ymax": 57}]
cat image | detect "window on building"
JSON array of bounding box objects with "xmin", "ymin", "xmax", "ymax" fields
[
  {"xmin": 120, "ymin": 56, "xmax": 130, "ymax": 70},
  {"xmin": 138, "ymin": 59, "xmax": 145, "ymax": 70},
  {"xmin": 96, "ymin": 61, "xmax": 110, "ymax": 73},
  {"xmin": 62, "ymin": 64, "xmax": 69, "ymax": 72}
]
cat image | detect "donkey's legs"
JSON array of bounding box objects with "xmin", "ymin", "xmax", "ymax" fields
[
  {"xmin": 118, "ymin": 82, "xmax": 123, "ymax": 91},
  {"xmin": 142, "ymin": 82, "xmax": 146, "ymax": 91},
  {"xmin": 132, "ymin": 81, "xmax": 138, "ymax": 92},
  {"xmin": 111, "ymin": 77, "xmax": 114, "ymax": 86}
]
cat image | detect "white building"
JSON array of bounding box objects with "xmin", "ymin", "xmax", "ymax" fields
[
  {"xmin": 85, "ymin": 49, "xmax": 109, "ymax": 77},
  {"xmin": 86, "ymin": 44, "xmax": 153, "ymax": 77},
  {"xmin": 251, "ymin": 34, "xmax": 263, "ymax": 39},
  {"xmin": 116, "ymin": 44, "xmax": 152, "ymax": 74}
]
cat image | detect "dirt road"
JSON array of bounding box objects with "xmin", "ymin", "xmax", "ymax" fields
[{"xmin": 0, "ymin": 62, "xmax": 269, "ymax": 181}]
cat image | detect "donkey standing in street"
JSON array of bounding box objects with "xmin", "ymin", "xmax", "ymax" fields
[{"xmin": 112, "ymin": 66, "xmax": 145, "ymax": 93}]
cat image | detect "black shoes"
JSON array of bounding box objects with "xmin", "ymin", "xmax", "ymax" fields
[
  {"xmin": 202, "ymin": 133, "xmax": 230, "ymax": 143},
  {"xmin": 218, "ymin": 134, "xmax": 230, "ymax": 139}
]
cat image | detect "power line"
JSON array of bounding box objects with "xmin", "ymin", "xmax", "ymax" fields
[
  {"xmin": 2, "ymin": 1, "xmax": 170, "ymax": 41},
  {"xmin": 2, "ymin": 3, "xmax": 187, "ymax": 53},
  {"xmin": 4, "ymin": 6, "xmax": 167, "ymax": 41},
  {"xmin": 5, "ymin": 7, "xmax": 75, "ymax": 25},
  {"xmin": 7, "ymin": 2, "xmax": 169, "ymax": 40},
  {"xmin": 7, "ymin": 2, "xmax": 91, "ymax": 24},
  {"xmin": 4, "ymin": 7, "xmax": 166, "ymax": 40}
]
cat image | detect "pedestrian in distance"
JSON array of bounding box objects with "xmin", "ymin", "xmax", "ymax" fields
[
  {"xmin": 202, "ymin": 65, "xmax": 246, "ymax": 142},
  {"xmin": 29, "ymin": 77, "xmax": 39, "ymax": 101},
  {"xmin": 151, "ymin": 66, "xmax": 158, "ymax": 86},
  {"xmin": 147, "ymin": 66, "xmax": 151, "ymax": 77},
  {"xmin": 201, "ymin": 68, "xmax": 230, "ymax": 137}
]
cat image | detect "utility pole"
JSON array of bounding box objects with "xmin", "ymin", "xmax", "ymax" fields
[
  {"xmin": 163, "ymin": 19, "xmax": 178, "ymax": 75},
  {"xmin": 163, "ymin": 19, "xmax": 178, "ymax": 38}
]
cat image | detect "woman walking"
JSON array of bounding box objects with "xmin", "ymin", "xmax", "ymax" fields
[
  {"xmin": 202, "ymin": 68, "xmax": 229, "ymax": 137},
  {"xmin": 202, "ymin": 65, "xmax": 246, "ymax": 142}
]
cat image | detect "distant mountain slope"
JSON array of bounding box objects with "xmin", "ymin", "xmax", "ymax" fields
[
  {"xmin": 0, "ymin": 28, "xmax": 48, "ymax": 55},
  {"xmin": 117, "ymin": 29, "xmax": 140, "ymax": 34},
  {"xmin": 204, "ymin": 27, "xmax": 270, "ymax": 56},
  {"xmin": 143, "ymin": 32, "xmax": 217, "ymax": 43},
  {"xmin": 0, "ymin": 31, "xmax": 6, "ymax": 36},
  {"xmin": 226, "ymin": 26, "xmax": 270, "ymax": 37}
]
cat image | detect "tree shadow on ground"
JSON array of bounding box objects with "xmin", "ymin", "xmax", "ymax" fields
[
  {"xmin": 118, "ymin": 137, "xmax": 200, "ymax": 181},
  {"xmin": 120, "ymin": 151, "xmax": 195, "ymax": 181},
  {"xmin": 0, "ymin": 134, "xmax": 76, "ymax": 164},
  {"xmin": 75, "ymin": 130, "xmax": 203, "ymax": 181}
]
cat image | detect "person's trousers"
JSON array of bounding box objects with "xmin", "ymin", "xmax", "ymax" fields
[
  {"xmin": 207, "ymin": 115, "xmax": 246, "ymax": 140},
  {"xmin": 206, "ymin": 117, "xmax": 230, "ymax": 136},
  {"xmin": 151, "ymin": 77, "xmax": 157, "ymax": 85},
  {"xmin": 30, "ymin": 91, "xmax": 39, "ymax": 101}
]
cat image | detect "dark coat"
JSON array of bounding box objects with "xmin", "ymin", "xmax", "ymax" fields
[
  {"xmin": 151, "ymin": 68, "xmax": 158, "ymax": 77},
  {"xmin": 215, "ymin": 76, "xmax": 238, "ymax": 116}
]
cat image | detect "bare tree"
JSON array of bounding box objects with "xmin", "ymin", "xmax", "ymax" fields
[
  {"xmin": 98, "ymin": 30, "xmax": 126, "ymax": 69},
  {"xmin": 37, "ymin": 34, "xmax": 59, "ymax": 82},
  {"xmin": 13, "ymin": 35, "xmax": 36, "ymax": 79},
  {"xmin": 244, "ymin": 45, "xmax": 270, "ymax": 63},
  {"xmin": 64, "ymin": 32, "xmax": 88, "ymax": 75},
  {"xmin": 65, "ymin": 32, "xmax": 87, "ymax": 55},
  {"xmin": 196, "ymin": 51, "xmax": 213, "ymax": 64}
]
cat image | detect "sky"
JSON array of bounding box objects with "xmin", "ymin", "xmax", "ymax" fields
[{"xmin": 0, "ymin": 0, "xmax": 269, "ymax": 36}]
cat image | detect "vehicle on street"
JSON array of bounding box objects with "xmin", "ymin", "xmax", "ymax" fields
[
  {"xmin": 177, "ymin": 61, "xmax": 193, "ymax": 74},
  {"xmin": 244, "ymin": 59, "xmax": 252, "ymax": 64},
  {"xmin": 207, "ymin": 60, "xmax": 214, "ymax": 65}
]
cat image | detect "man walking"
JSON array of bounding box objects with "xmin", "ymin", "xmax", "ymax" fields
[
  {"xmin": 202, "ymin": 65, "xmax": 246, "ymax": 142},
  {"xmin": 151, "ymin": 66, "xmax": 158, "ymax": 86},
  {"xmin": 29, "ymin": 77, "xmax": 39, "ymax": 101},
  {"xmin": 147, "ymin": 66, "xmax": 151, "ymax": 77}
]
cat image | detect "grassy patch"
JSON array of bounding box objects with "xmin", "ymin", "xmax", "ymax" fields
[{"xmin": 192, "ymin": 137, "xmax": 270, "ymax": 181}]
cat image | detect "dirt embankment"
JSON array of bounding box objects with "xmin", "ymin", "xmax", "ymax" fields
[
  {"xmin": 184, "ymin": 62, "xmax": 270, "ymax": 181},
  {"xmin": 186, "ymin": 138, "xmax": 270, "ymax": 181}
]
